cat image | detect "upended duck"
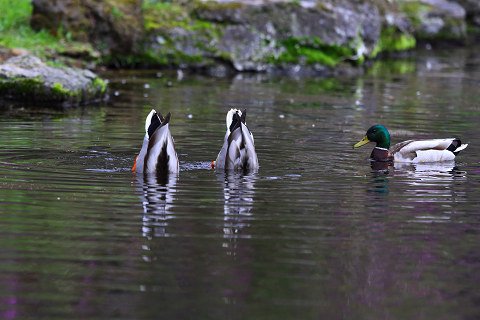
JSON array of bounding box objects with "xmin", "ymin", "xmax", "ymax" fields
[
  {"xmin": 354, "ymin": 124, "xmax": 468, "ymax": 163},
  {"xmin": 132, "ymin": 109, "xmax": 179, "ymax": 174},
  {"xmin": 213, "ymin": 108, "xmax": 259, "ymax": 172}
]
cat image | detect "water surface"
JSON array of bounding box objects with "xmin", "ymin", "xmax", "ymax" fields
[{"xmin": 1, "ymin": 46, "xmax": 480, "ymax": 319}]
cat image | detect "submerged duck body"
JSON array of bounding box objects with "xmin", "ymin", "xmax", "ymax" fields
[
  {"xmin": 214, "ymin": 108, "xmax": 259, "ymax": 172},
  {"xmin": 354, "ymin": 124, "xmax": 468, "ymax": 163},
  {"xmin": 132, "ymin": 109, "xmax": 179, "ymax": 174}
]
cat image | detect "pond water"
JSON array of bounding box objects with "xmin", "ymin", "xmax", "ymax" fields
[{"xmin": 1, "ymin": 45, "xmax": 480, "ymax": 319}]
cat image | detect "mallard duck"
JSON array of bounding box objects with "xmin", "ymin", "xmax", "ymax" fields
[
  {"xmin": 354, "ymin": 124, "xmax": 468, "ymax": 163},
  {"xmin": 213, "ymin": 108, "xmax": 259, "ymax": 172},
  {"xmin": 132, "ymin": 109, "xmax": 179, "ymax": 174}
]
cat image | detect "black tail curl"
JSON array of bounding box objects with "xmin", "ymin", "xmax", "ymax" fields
[{"xmin": 447, "ymin": 138, "xmax": 462, "ymax": 155}]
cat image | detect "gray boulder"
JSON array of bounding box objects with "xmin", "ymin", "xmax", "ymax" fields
[
  {"xmin": 397, "ymin": 0, "xmax": 467, "ymax": 41},
  {"xmin": 0, "ymin": 55, "xmax": 107, "ymax": 107},
  {"xmin": 145, "ymin": 1, "xmax": 383, "ymax": 73},
  {"xmin": 453, "ymin": 0, "xmax": 480, "ymax": 26}
]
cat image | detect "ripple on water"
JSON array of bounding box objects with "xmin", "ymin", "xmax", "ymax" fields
[{"xmin": 1, "ymin": 49, "xmax": 480, "ymax": 318}]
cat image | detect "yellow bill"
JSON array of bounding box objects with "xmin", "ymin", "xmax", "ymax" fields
[{"xmin": 353, "ymin": 136, "xmax": 371, "ymax": 148}]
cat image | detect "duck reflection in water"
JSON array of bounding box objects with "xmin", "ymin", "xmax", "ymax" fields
[
  {"xmin": 394, "ymin": 161, "xmax": 459, "ymax": 176},
  {"xmin": 394, "ymin": 161, "xmax": 466, "ymax": 193},
  {"xmin": 135, "ymin": 172, "xmax": 177, "ymax": 238},
  {"xmin": 370, "ymin": 160, "xmax": 393, "ymax": 173},
  {"xmin": 367, "ymin": 161, "xmax": 392, "ymax": 195},
  {"xmin": 219, "ymin": 172, "xmax": 257, "ymax": 252},
  {"xmin": 397, "ymin": 162, "xmax": 467, "ymax": 222},
  {"xmin": 368, "ymin": 161, "xmax": 466, "ymax": 214}
]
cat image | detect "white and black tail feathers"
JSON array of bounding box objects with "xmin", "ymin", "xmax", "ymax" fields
[
  {"xmin": 133, "ymin": 109, "xmax": 179, "ymax": 175},
  {"xmin": 447, "ymin": 138, "xmax": 468, "ymax": 155},
  {"xmin": 146, "ymin": 111, "xmax": 171, "ymax": 138},
  {"xmin": 228, "ymin": 109, "xmax": 246, "ymax": 133},
  {"xmin": 218, "ymin": 108, "xmax": 259, "ymax": 172}
]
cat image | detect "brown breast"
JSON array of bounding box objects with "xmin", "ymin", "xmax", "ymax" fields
[{"xmin": 370, "ymin": 147, "xmax": 393, "ymax": 162}]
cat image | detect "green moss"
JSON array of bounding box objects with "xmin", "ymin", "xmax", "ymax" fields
[
  {"xmin": 0, "ymin": 76, "xmax": 78, "ymax": 103},
  {"xmin": 110, "ymin": 6, "xmax": 125, "ymax": 20},
  {"xmin": 143, "ymin": 1, "xmax": 191, "ymax": 31},
  {"xmin": 0, "ymin": 75, "xmax": 108, "ymax": 104},
  {"xmin": 137, "ymin": 1, "xmax": 222, "ymax": 67},
  {"xmin": 194, "ymin": 1, "xmax": 244, "ymax": 12},
  {"xmin": 372, "ymin": 27, "xmax": 416, "ymax": 56},
  {"xmin": 269, "ymin": 37, "xmax": 354, "ymax": 67},
  {"xmin": 92, "ymin": 77, "xmax": 107, "ymax": 94},
  {"xmin": 0, "ymin": 77, "xmax": 44, "ymax": 97},
  {"xmin": 191, "ymin": 19, "xmax": 222, "ymax": 36},
  {"xmin": 50, "ymin": 82, "xmax": 84, "ymax": 102},
  {"xmin": 51, "ymin": 82, "xmax": 72, "ymax": 97},
  {"xmin": 143, "ymin": 1, "xmax": 222, "ymax": 37},
  {"xmin": 45, "ymin": 60, "xmax": 68, "ymax": 68}
]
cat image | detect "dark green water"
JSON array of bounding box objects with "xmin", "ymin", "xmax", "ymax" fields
[{"xmin": 1, "ymin": 46, "xmax": 480, "ymax": 319}]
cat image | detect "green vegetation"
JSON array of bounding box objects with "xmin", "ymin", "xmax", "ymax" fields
[
  {"xmin": 372, "ymin": 27, "xmax": 416, "ymax": 57},
  {"xmin": 92, "ymin": 77, "xmax": 108, "ymax": 94},
  {"xmin": 269, "ymin": 37, "xmax": 354, "ymax": 67},
  {"xmin": 110, "ymin": 5, "xmax": 125, "ymax": 20},
  {"xmin": 142, "ymin": 0, "xmax": 223, "ymax": 34},
  {"xmin": 143, "ymin": 1, "xmax": 191, "ymax": 31},
  {"xmin": 0, "ymin": 75, "xmax": 106, "ymax": 104},
  {"xmin": 138, "ymin": 1, "xmax": 223, "ymax": 67},
  {"xmin": 0, "ymin": 0, "xmax": 58, "ymax": 51},
  {"xmin": 51, "ymin": 82, "xmax": 75, "ymax": 99},
  {"xmin": 193, "ymin": 0, "xmax": 244, "ymax": 14},
  {"xmin": 0, "ymin": 76, "xmax": 44, "ymax": 97},
  {"xmin": 0, "ymin": 0, "xmax": 97, "ymax": 63},
  {"xmin": 0, "ymin": 77, "xmax": 77, "ymax": 101},
  {"xmin": 0, "ymin": 0, "xmax": 30, "ymax": 31}
]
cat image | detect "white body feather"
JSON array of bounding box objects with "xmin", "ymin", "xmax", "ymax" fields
[{"xmin": 392, "ymin": 138, "xmax": 468, "ymax": 163}]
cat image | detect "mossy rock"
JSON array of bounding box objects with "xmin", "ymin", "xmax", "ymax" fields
[
  {"xmin": 397, "ymin": 0, "xmax": 467, "ymax": 42},
  {"xmin": 0, "ymin": 55, "xmax": 108, "ymax": 107},
  {"xmin": 170, "ymin": 0, "xmax": 382, "ymax": 71}
]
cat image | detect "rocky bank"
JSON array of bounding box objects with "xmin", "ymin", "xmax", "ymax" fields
[
  {"xmin": 29, "ymin": 0, "xmax": 480, "ymax": 76},
  {"xmin": 0, "ymin": 55, "xmax": 107, "ymax": 107},
  {"xmin": 2, "ymin": 0, "xmax": 479, "ymax": 106}
]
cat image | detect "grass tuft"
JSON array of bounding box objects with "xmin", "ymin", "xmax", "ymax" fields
[{"xmin": 0, "ymin": 0, "xmax": 97, "ymax": 64}]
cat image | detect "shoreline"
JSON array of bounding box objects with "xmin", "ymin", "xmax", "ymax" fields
[{"xmin": 1, "ymin": 0, "xmax": 479, "ymax": 106}]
